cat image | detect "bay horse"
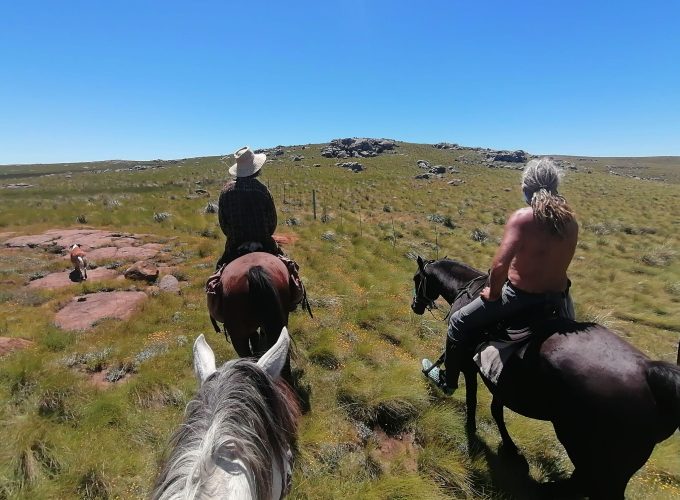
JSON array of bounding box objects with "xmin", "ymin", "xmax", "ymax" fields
[
  {"xmin": 152, "ymin": 327, "xmax": 300, "ymax": 500},
  {"xmin": 411, "ymin": 257, "xmax": 680, "ymax": 499},
  {"xmin": 207, "ymin": 252, "xmax": 291, "ymax": 359}
]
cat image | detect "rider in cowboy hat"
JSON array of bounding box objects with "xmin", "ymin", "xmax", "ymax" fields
[{"xmin": 216, "ymin": 146, "xmax": 282, "ymax": 269}]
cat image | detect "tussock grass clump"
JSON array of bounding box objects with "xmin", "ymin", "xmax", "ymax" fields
[
  {"xmin": 427, "ymin": 214, "xmax": 456, "ymax": 229},
  {"xmin": 640, "ymin": 244, "xmax": 676, "ymax": 267},
  {"xmin": 337, "ymin": 361, "xmax": 428, "ymax": 434},
  {"xmin": 76, "ymin": 467, "xmax": 111, "ymax": 500},
  {"xmin": 470, "ymin": 228, "xmax": 489, "ymax": 243},
  {"xmin": 153, "ymin": 212, "xmax": 171, "ymax": 222}
]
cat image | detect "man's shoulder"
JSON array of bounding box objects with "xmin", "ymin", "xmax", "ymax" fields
[{"xmin": 508, "ymin": 207, "xmax": 534, "ymax": 225}]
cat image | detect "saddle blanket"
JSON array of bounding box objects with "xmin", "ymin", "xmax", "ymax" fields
[{"xmin": 472, "ymin": 337, "xmax": 531, "ymax": 385}]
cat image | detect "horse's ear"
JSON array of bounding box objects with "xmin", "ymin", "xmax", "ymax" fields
[
  {"xmin": 257, "ymin": 327, "xmax": 290, "ymax": 378},
  {"xmin": 417, "ymin": 255, "xmax": 425, "ymax": 271},
  {"xmin": 193, "ymin": 334, "xmax": 216, "ymax": 386}
]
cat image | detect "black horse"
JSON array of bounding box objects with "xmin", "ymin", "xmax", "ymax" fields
[{"xmin": 411, "ymin": 257, "xmax": 680, "ymax": 499}]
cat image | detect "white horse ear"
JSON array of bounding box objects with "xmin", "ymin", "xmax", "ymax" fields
[
  {"xmin": 193, "ymin": 334, "xmax": 216, "ymax": 385},
  {"xmin": 257, "ymin": 327, "xmax": 290, "ymax": 378}
]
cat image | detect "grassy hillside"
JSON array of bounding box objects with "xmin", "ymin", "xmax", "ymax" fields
[{"xmin": 0, "ymin": 141, "xmax": 678, "ymax": 499}]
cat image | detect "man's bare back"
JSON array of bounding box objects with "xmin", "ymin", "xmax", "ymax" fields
[{"xmin": 507, "ymin": 207, "xmax": 578, "ymax": 294}]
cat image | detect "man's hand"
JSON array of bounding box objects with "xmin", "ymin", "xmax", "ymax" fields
[{"xmin": 481, "ymin": 286, "xmax": 500, "ymax": 302}]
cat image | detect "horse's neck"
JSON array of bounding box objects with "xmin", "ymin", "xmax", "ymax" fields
[{"xmin": 431, "ymin": 260, "xmax": 484, "ymax": 304}]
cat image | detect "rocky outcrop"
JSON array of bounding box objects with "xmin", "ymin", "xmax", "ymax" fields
[
  {"xmin": 321, "ymin": 138, "xmax": 397, "ymax": 158},
  {"xmin": 485, "ymin": 150, "xmax": 528, "ymax": 163},
  {"xmin": 433, "ymin": 142, "xmax": 462, "ymax": 150}
]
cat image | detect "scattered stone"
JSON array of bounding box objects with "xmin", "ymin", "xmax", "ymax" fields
[
  {"xmin": 321, "ymin": 138, "xmax": 397, "ymax": 158},
  {"xmin": 54, "ymin": 291, "xmax": 147, "ymax": 331},
  {"xmin": 448, "ymin": 179, "xmax": 465, "ymax": 186},
  {"xmin": 27, "ymin": 268, "xmax": 119, "ymax": 289},
  {"xmin": 195, "ymin": 189, "xmax": 209, "ymax": 195},
  {"xmin": 204, "ymin": 202, "xmax": 218, "ymax": 214},
  {"xmin": 291, "ymin": 155, "xmax": 304, "ymax": 161},
  {"xmin": 0, "ymin": 337, "xmax": 34, "ymax": 357},
  {"xmin": 124, "ymin": 261, "xmax": 159, "ymax": 282},
  {"xmin": 313, "ymin": 163, "xmax": 321, "ymax": 167},
  {"xmin": 447, "ymin": 166, "xmax": 460, "ymax": 173},
  {"xmin": 336, "ymin": 162, "xmax": 365, "ymax": 173},
  {"xmin": 321, "ymin": 231, "xmax": 336, "ymax": 241},
  {"xmin": 158, "ymin": 275, "xmax": 180, "ymax": 294},
  {"xmin": 416, "ymin": 160, "xmax": 430, "ymax": 169},
  {"xmin": 414, "ymin": 173, "xmax": 433, "ymax": 180},
  {"xmin": 429, "ymin": 165, "xmax": 447, "ymax": 174},
  {"xmin": 1, "ymin": 183, "xmax": 33, "ymax": 189}
]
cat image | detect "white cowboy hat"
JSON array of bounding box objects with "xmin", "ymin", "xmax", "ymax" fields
[{"xmin": 228, "ymin": 146, "xmax": 267, "ymax": 177}]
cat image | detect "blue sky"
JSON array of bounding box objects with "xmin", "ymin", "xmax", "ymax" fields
[{"xmin": 1, "ymin": 1, "xmax": 679, "ymax": 164}]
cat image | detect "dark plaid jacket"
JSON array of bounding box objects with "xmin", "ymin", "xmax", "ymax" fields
[{"xmin": 218, "ymin": 177, "xmax": 277, "ymax": 249}]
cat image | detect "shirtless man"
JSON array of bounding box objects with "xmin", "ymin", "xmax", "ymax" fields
[{"xmin": 440, "ymin": 157, "xmax": 578, "ymax": 393}]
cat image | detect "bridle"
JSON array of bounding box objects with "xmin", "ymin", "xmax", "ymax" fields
[{"xmin": 413, "ymin": 260, "xmax": 439, "ymax": 314}]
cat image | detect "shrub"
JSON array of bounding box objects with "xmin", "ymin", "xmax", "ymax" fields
[
  {"xmin": 204, "ymin": 202, "xmax": 218, "ymax": 214},
  {"xmin": 470, "ymin": 228, "xmax": 489, "ymax": 242},
  {"xmin": 76, "ymin": 214, "xmax": 88, "ymax": 224},
  {"xmin": 640, "ymin": 244, "xmax": 676, "ymax": 267},
  {"xmin": 153, "ymin": 212, "xmax": 171, "ymax": 222}
]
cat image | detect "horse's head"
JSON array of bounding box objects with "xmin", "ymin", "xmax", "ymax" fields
[
  {"xmin": 153, "ymin": 329, "xmax": 298, "ymax": 500},
  {"xmin": 411, "ymin": 255, "xmax": 440, "ymax": 315}
]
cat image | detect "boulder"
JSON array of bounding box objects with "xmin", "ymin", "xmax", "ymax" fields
[
  {"xmin": 433, "ymin": 142, "xmax": 461, "ymax": 150},
  {"xmin": 416, "ymin": 160, "xmax": 430, "ymax": 169},
  {"xmin": 429, "ymin": 166, "xmax": 447, "ymax": 174},
  {"xmin": 124, "ymin": 261, "xmax": 159, "ymax": 282},
  {"xmin": 159, "ymin": 275, "xmax": 180, "ymax": 294}
]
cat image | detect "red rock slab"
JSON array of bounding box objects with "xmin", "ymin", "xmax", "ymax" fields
[
  {"xmin": 0, "ymin": 232, "xmax": 16, "ymax": 242},
  {"xmin": 4, "ymin": 233, "xmax": 58, "ymax": 248},
  {"xmin": 27, "ymin": 268, "xmax": 119, "ymax": 289},
  {"xmin": 54, "ymin": 291, "xmax": 147, "ymax": 331},
  {"xmin": 0, "ymin": 337, "xmax": 34, "ymax": 357},
  {"xmin": 86, "ymin": 245, "xmax": 160, "ymax": 262}
]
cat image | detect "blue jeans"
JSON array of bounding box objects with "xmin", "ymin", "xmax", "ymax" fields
[{"xmin": 448, "ymin": 281, "xmax": 574, "ymax": 348}]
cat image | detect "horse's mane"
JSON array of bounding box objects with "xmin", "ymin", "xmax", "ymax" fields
[
  {"xmin": 152, "ymin": 359, "xmax": 300, "ymax": 500},
  {"xmin": 432, "ymin": 258, "xmax": 486, "ymax": 283}
]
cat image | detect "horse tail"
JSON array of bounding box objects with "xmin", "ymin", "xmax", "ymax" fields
[
  {"xmin": 247, "ymin": 265, "xmax": 285, "ymax": 346},
  {"xmin": 647, "ymin": 360, "xmax": 680, "ymax": 429}
]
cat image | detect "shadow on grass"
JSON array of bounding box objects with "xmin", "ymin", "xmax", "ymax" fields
[{"xmin": 466, "ymin": 428, "xmax": 583, "ymax": 500}]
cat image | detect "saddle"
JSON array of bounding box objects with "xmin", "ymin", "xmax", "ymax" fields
[
  {"xmin": 450, "ymin": 276, "xmax": 562, "ymax": 385},
  {"xmin": 206, "ymin": 243, "xmax": 312, "ymax": 318}
]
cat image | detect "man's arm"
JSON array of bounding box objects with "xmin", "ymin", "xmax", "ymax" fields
[
  {"xmin": 264, "ymin": 187, "xmax": 277, "ymax": 235},
  {"xmin": 482, "ymin": 209, "xmax": 526, "ymax": 301}
]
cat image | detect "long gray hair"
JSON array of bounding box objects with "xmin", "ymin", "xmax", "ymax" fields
[
  {"xmin": 522, "ymin": 158, "xmax": 575, "ymax": 236},
  {"xmin": 152, "ymin": 355, "xmax": 299, "ymax": 499}
]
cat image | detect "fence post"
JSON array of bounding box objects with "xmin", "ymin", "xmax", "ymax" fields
[{"xmin": 312, "ymin": 189, "xmax": 317, "ymax": 220}]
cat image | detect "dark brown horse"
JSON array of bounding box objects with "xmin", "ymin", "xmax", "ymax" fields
[
  {"xmin": 208, "ymin": 252, "xmax": 292, "ymax": 359},
  {"xmin": 412, "ymin": 257, "xmax": 680, "ymax": 499}
]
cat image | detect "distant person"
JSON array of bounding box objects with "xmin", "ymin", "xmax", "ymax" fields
[
  {"xmin": 440, "ymin": 157, "xmax": 578, "ymax": 392},
  {"xmin": 216, "ymin": 146, "xmax": 282, "ymax": 269}
]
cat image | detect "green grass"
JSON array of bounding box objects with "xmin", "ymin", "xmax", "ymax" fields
[{"xmin": 0, "ymin": 141, "xmax": 679, "ymax": 498}]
